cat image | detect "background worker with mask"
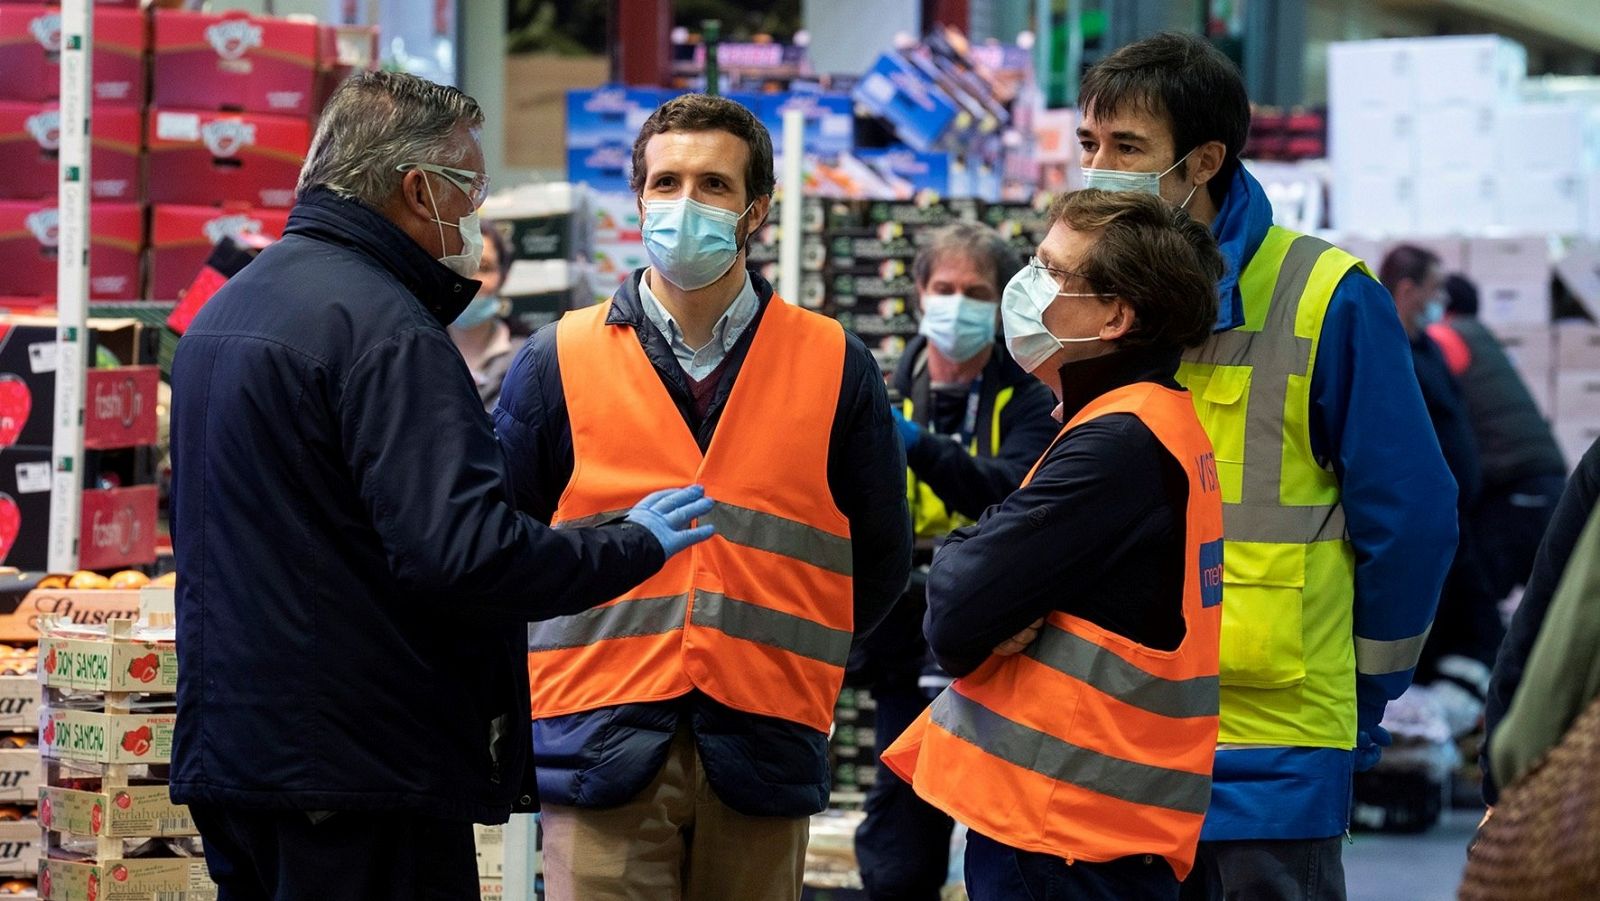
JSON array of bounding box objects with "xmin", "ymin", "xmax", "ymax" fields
[
  {"xmin": 448, "ymin": 219, "xmax": 521, "ymax": 411},
  {"xmin": 494, "ymin": 93, "xmax": 911, "ymax": 901},
  {"xmin": 883, "ymin": 188, "xmax": 1228, "ymax": 900},
  {"xmin": 849, "ymin": 222, "xmax": 1056, "ymax": 901},
  {"xmin": 1073, "ymin": 33, "xmax": 1457, "ymax": 900}
]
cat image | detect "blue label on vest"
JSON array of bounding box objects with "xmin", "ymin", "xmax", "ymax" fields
[{"xmin": 1199, "ymin": 539, "xmax": 1224, "ymax": 608}]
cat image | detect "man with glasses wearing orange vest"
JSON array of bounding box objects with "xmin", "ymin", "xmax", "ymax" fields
[
  {"xmin": 884, "ymin": 188, "xmax": 1227, "ymax": 899},
  {"xmin": 494, "ymin": 94, "xmax": 912, "ymax": 900}
]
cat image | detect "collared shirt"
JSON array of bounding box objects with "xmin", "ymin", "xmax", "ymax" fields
[{"xmin": 639, "ymin": 269, "xmax": 760, "ymax": 380}]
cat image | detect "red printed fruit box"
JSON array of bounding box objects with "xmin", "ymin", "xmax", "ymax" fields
[
  {"xmin": 84, "ymin": 366, "xmax": 159, "ymax": 450},
  {"xmin": 0, "ymin": 6, "xmax": 147, "ymax": 106},
  {"xmin": 0, "ymin": 202, "xmax": 142, "ymax": 300},
  {"xmin": 153, "ymin": 10, "xmax": 320, "ymax": 118},
  {"xmin": 147, "ymin": 108, "xmax": 310, "ymax": 209},
  {"xmin": 148, "ymin": 204, "xmax": 289, "ymax": 301},
  {"xmin": 0, "ymin": 102, "xmax": 142, "ymax": 202},
  {"xmin": 78, "ymin": 484, "xmax": 157, "ymax": 571}
]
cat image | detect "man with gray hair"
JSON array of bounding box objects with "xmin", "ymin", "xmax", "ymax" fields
[
  {"xmin": 850, "ymin": 220, "xmax": 1057, "ymax": 901},
  {"xmin": 168, "ymin": 71, "xmax": 713, "ymax": 900}
]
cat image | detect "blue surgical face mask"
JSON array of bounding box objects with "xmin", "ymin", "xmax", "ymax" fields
[
  {"xmin": 919, "ymin": 293, "xmax": 997, "ymax": 363},
  {"xmin": 1082, "ymin": 148, "xmax": 1199, "ymax": 209},
  {"xmin": 641, "ymin": 197, "xmax": 755, "ymax": 291},
  {"xmin": 1001, "ymin": 263, "xmax": 1106, "ymax": 374},
  {"xmin": 452, "ymin": 292, "xmax": 502, "ymax": 329}
]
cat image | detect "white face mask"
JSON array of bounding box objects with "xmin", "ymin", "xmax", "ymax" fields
[
  {"xmin": 919, "ymin": 293, "xmax": 997, "ymax": 363},
  {"xmin": 1082, "ymin": 147, "xmax": 1200, "ymax": 210},
  {"xmin": 413, "ymin": 166, "xmax": 485, "ymax": 279},
  {"xmin": 1001, "ymin": 262, "xmax": 1107, "ymax": 374}
]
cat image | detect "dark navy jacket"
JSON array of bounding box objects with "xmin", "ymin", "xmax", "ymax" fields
[
  {"xmin": 168, "ymin": 189, "xmax": 665, "ymax": 823},
  {"xmin": 494, "ymin": 269, "xmax": 912, "ymax": 817}
]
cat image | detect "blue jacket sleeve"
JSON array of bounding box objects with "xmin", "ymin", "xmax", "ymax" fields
[
  {"xmin": 1308, "ymin": 270, "xmax": 1459, "ymax": 728},
  {"xmin": 832, "ymin": 335, "xmax": 914, "ymax": 639},
  {"xmin": 904, "ymin": 378, "xmax": 1060, "ymax": 520}
]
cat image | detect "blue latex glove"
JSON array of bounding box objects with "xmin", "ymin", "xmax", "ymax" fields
[
  {"xmin": 626, "ymin": 485, "xmax": 716, "ymax": 558},
  {"xmin": 890, "ymin": 407, "xmax": 922, "ymax": 451},
  {"xmin": 1354, "ymin": 724, "xmax": 1392, "ymax": 773}
]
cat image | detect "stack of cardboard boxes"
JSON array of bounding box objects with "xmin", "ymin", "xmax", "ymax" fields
[
  {"xmin": 0, "ymin": 2, "xmax": 375, "ymax": 305},
  {"xmin": 0, "ymin": 319, "xmax": 161, "ymax": 573},
  {"xmin": 1329, "ymin": 34, "xmax": 1600, "ymax": 238},
  {"xmin": 35, "ymin": 614, "xmax": 213, "ymax": 901}
]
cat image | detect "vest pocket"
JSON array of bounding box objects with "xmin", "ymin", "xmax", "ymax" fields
[
  {"xmin": 1193, "ymin": 366, "xmax": 1250, "ymax": 501},
  {"xmin": 1217, "ymin": 540, "xmax": 1307, "ymax": 689}
]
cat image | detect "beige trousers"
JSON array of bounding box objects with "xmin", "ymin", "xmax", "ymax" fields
[{"xmin": 540, "ymin": 725, "xmax": 810, "ymax": 901}]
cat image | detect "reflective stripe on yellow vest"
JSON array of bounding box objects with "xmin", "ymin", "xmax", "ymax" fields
[
  {"xmin": 903, "ymin": 386, "xmax": 1014, "ymax": 539},
  {"xmin": 527, "ymin": 297, "xmax": 854, "ymax": 734},
  {"xmin": 1177, "ymin": 226, "xmax": 1413, "ymax": 748},
  {"xmin": 881, "ymin": 382, "xmax": 1223, "ymax": 879}
]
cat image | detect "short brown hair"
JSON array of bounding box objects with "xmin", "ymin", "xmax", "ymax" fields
[
  {"xmin": 911, "ymin": 222, "xmax": 1023, "ymax": 296},
  {"xmin": 629, "ymin": 94, "xmax": 775, "ymax": 204},
  {"xmin": 1049, "ymin": 189, "xmax": 1223, "ymax": 351}
]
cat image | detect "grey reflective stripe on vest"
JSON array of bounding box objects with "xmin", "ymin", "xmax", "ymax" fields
[
  {"xmin": 527, "ymin": 594, "xmax": 689, "ymax": 651},
  {"xmin": 930, "ymin": 689, "xmax": 1212, "ymax": 816},
  {"xmin": 551, "ymin": 509, "xmax": 631, "ymax": 531},
  {"xmin": 1355, "ymin": 626, "xmax": 1433, "ymax": 676},
  {"xmin": 703, "ymin": 503, "xmax": 854, "ymax": 576},
  {"xmin": 691, "ymin": 591, "xmax": 852, "ymax": 666},
  {"xmin": 1186, "ymin": 234, "xmax": 1347, "ymax": 545},
  {"xmin": 1025, "ymin": 626, "xmax": 1219, "ymax": 719},
  {"xmin": 555, "ymin": 502, "xmax": 852, "ymax": 575}
]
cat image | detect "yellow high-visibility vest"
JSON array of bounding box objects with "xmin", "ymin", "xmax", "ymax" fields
[{"xmin": 1176, "ymin": 227, "xmax": 1423, "ymax": 748}]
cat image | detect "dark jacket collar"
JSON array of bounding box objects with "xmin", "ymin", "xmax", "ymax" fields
[
  {"xmin": 284, "ymin": 186, "xmax": 482, "ymax": 326},
  {"xmin": 1056, "ymin": 345, "xmax": 1184, "ymax": 423}
]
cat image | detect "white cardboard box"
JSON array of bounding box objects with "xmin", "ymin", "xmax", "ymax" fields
[
  {"xmin": 1492, "ymin": 322, "xmax": 1556, "ymax": 373},
  {"xmin": 1328, "ymin": 41, "xmax": 1417, "ymax": 114},
  {"xmin": 1497, "ymin": 170, "xmax": 1588, "ymax": 236},
  {"xmin": 1415, "ymin": 103, "xmax": 1497, "ymax": 173},
  {"xmin": 1332, "ymin": 171, "xmax": 1417, "ymax": 236},
  {"xmin": 1329, "ymin": 108, "xmax": 1417, "ymax": 177},
  {"xmin": 1497, "ymin": 102, "xmax": 1599, "ymax": 173},
  {"xmin": 1467, "ymin": 236, "xmax": 1552, "ymax": 282},
  {"xmin": 1415, "ymin": 172, "xmax": 1497, "ymax": 237},
  {"xmin": 1554, "ymin": 416, "xmax": 1600, "ymax": 471},
  {"xmin": 1556, "ymin": 322, "xmax": 1600, "ymax": 370},
  {"xmin": 1555, "ymin": 369, "xmax": 1600, "ymax": 420},
  {"xmin": 1476, "ymin": 277, "xmax": 1552, "ymax": 326},
  {"xmin": 1411, "ymin": 35, "xmax": 1527, "ymax": 108}
]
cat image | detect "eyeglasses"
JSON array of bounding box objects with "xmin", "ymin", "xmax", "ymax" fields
[
  {"xmin": 1027, "ymin": 256, "xmax": 1106, "ymax": 296},
  {"xmin": 397, "ymin": 162, "xmax": 491, "ymax": 208}
]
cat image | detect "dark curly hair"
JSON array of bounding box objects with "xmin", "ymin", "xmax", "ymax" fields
[{"xmin": 1047, "ymin": 189, "xmax": 1223, "ymax": 352}]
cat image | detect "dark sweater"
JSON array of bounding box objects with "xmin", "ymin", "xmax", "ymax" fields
[{"xmin": 924, "ymin": 347, "xmax": 1190, "ymax": 677}]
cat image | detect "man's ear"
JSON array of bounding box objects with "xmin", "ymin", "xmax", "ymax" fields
[
  {"xmin": 1189, "ymin": 140, "xmax": 1228, "ymax": 188},
  {"xmin": 1102, "ymin": 298, "xmax": 1136, "ymax": 342},
  {"xmin": 400, "ymin": 169, "xmax": 436, "ymax": 223}
]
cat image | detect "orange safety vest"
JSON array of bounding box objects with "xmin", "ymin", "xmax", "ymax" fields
[
  {"xmin": 527, "ymin": 296, "xmax": 854, "ymax": 734},
  {"xmin": 880, "ymin": 381, "xmax": 1223, "ymax": 880}
]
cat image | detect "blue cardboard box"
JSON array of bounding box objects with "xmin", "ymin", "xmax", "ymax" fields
[
  {"xmin": 856, "ymin": 148, "xmax": 952, "ymax": 195},
  {"xmin": 761, "ymin": 92, "xmax": 856, "ymax": 157},
  {"xmin": 567, "ymin": 86, "xmax": 674, "ymax": 149},
  {"xmin": 851, "ymin": 52, "xmax": 964, "ymax": 153},
  {"xmin": 566, "ymin": 141, "xmax": 634, "ymax": 194}
]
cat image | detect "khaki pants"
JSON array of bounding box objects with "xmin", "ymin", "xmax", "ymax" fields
[{"xmin": 540, "ymin": 725, "xmax": 810, "ymax": 901}]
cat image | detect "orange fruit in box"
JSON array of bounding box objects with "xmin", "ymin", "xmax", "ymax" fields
[
  {"xmin": 35, "ymin": 575, "xmax": 68, "ymax": 590},
  {"xmin": 68, "ymin": 572, "xmax": 111, "ymax": 590},
  {"xmin": 108, "ymin": 571, "xmax": 150, "ymax": 590},
  {"xmin": 151, "ymin": 572, "xmax": 177, "ymax": 588}
]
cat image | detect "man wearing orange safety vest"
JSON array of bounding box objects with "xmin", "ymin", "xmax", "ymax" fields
[
  {"xmin": 884, "ymin": 189, "xmax": 1227, "ymax": 900},
  {"xmin": 494, "ymin": 94, "xmax": 912, "ymax": 900}
]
